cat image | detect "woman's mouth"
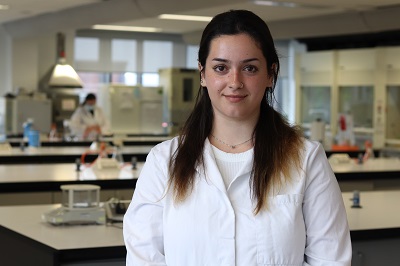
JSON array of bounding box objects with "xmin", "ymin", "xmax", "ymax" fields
[{"xmin": 224, "ymin": 94, "xmax": 247, "ymax": 103}]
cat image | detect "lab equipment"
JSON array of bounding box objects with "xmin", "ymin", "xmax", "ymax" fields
[
  {"xmin": 23, "ymin": 118, "xmax": 34, "ymax": 140},
  {"xmin": 104, "ymin": 198, "xmax": 131, "ymax": 223},
  {"xmin": 310, "ymin": 118, "xmax": 326, "ymax": 144},
  {"xmin": 0, "ymin": 97, "xmax": 52, "ymax": 135},
  {"xmin": 337, "ymin": 113, "xmax": 355, "ymax": 146},
  {"xmin": 42, "ymin": 184, "xmax": 105, "ymax": 225},
  {"xmin": 351, "ymin": 190, "xmax": 362, "ymax": 208},
  {"xmin": 28, "ymin": 130, "xmax": 40, "ymax": 147},
  {"xmin": 99, "ymin": 85, "xmax": 164, "ymax": 135},
  {"xmin": 159, "ymin": 68, "xmax": 200, "ymax": 135},
  {"xmin": 328, "ymin": 153, "xmax": 352, "ymax": 164}
]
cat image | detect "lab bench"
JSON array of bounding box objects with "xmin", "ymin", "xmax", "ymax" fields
[
  {"xmin": 0, "ymin": 163, "xmax": 143, "ymax": 206},
  {"xmin": 6, "ymin": 135, "xmax": 170, "ymax": 147},
  {"xmin": 0, "ymin": 204, "xmax": 125, "ymax": 266},
  {"xmin": 0, "ymin": 145, "xmax": 153, "ymax": 164},
  {"xmin": 331, "ymin": 157, "xmax": 400, "ymax": 191},
  {"xmin": 343, "ymin": 190, "xmax": 400, "ymax": 265},
  {"xmin": 0, "ymin": 190, "xmax": 399, "ymax": 266},
  {"xmin": 0, "ymin": 157, "xmax": 399, "ymax": 205}
]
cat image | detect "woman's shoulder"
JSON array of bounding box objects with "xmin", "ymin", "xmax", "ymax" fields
[
  {"xmin": 149, "ymin": 136, "xmax": 179, "ymax": 157},
  {"xmin": 303, "ymin": 138, "xmax": 321, "ymax": 150},
  {"xmin": 301, "ymin": 138, "xmax": 326, "ymax": 159}
]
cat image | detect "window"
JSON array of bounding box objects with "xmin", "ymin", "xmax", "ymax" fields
[
  {"xmin": 78, "ymin": 72, "xmax": 110, "ymax": 93},
  {"xmin": 142, "ymin": 73, "xmax": 159, "ymax": 86},
  {"xmin": 75, "ymin": 34, "xmax": 191, "ymax": 92},
  {"xmin": 186, "ymin": 45, "xmax": 199, "ymax": 68},
  {"xmin": 75, "ymin": 37, "xmax": 99, "ymax": 61},
  {"xmin": 143, "ymin": 40, "xmax": 173, "ymax": 72},
  {"xmin": 111, "ymin": 39, "xmax": 137, "ymax": 72},
  {"xmin": 74, "ymin": 37, "xmax": 100, "ymax": 71}
]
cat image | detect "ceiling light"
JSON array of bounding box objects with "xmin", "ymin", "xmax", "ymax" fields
[
  {"xmin": 0, "ymin": 4, "xmax": 10, "ymax": 10},
  {"xmin": 92, "ymin": 25, "xmax": 162, "ymax": 33},
  {"xmin": 253, "ymin": 1, "xmax": 297, "ymax": 8},
  {"xmin": 253, "ymin": 0, "xmax": 330, "ymax": 9},
  {"xmin": 158, "ymin": 14, "xmax": 212, "ymax": 22}
]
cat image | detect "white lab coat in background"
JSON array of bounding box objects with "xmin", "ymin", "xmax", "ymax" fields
[
  {"xmin": 69, "ymin": 106, "xmax": 110, "ymax": 140},
  {"xmin": 123, "ymin": 138, "xmax": 352, "ymax": 266}
]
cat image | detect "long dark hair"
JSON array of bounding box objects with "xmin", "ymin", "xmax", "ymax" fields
[
  {"xmin": 168, "ymin": 10, "xmax": 303, "ymax": 214},
  {"xmin": 82, "ymin": 93, "xmax": 96, "ymax": 106}
]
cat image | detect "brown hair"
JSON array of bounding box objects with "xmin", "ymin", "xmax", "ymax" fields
[{"xmin": 168, "ymin": 10, "xmax": 303, "ymax": 214}]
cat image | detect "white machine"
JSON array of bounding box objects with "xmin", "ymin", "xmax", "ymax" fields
[
  {"xmin": 159, "ymin": 68, "xmax": 200, "ymax": 135},
  {"xmin": 100, "ymin": 85, "xmax": 164, "ymax": 135},
  {"xmin": 42, "ymin": 184, "xmax": 105, "ymax": 225},
  {"xmin": 0, "ymin": 96, "xmax": 52, "ymax": 135}
]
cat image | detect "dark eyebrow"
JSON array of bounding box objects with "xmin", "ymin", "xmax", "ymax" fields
[
  {"xmin": 211, "ymin": 57, "xmax": 260, "ymax": 63},
  {"xmin": 211, "ymin": 58, "xmax": 228, "ymax": 63}
]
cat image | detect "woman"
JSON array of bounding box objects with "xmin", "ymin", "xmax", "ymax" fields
[
  {"xmin": 69, "ymin": 93, "xmax": 110, "ymax": 140},
  {"xmin": 124, "ymin": 10, "xmax": 352, "ymax": 265}
]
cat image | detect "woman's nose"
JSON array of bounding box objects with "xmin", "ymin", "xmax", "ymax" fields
[{"xmin": 228, "ymin": 71, "xmax": 243, "ymax": 89}]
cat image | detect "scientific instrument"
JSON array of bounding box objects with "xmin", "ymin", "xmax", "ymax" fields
[{"xmin": 42, "ymin": 184, "xmax": 105, "ymax": 225}]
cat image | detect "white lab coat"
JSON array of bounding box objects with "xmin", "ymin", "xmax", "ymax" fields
[
  {"xmin": 123, "ymin": 137, "xmax": 352, "ymax": 266},
  {"xmin": 69, "ymin": 106, "xmax": 110, "ymax": 140}
]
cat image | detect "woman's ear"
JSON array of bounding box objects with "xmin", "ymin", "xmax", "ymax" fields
[
  {"xmin": 198, "ymin": 62, "xmax": 206, "ymax": 87},
  {"xmin": 267, "ymin": 63, "xmax": 277, "ymax": 87}
]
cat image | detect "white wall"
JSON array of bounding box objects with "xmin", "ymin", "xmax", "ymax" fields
[
  {"xmin": 10, "ymin": 31, "xmax": 76, "ymax": 93},
  {"xmin": 0, "ymin": 26, "xmax": 12, "ymax": 95}
]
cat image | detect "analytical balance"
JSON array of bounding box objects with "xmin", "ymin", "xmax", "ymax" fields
[{"xmin": 42, "ymin": 184, "xmax": 105, "ymax": 225}]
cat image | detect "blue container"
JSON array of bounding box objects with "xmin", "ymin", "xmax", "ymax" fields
[
  {"xmin": 28, "ymin": 130, "xmax": 40, "ymax": 147},
  {"xmin": 23, "ymin": 123, "xmax": 32, "ymax": 139}
]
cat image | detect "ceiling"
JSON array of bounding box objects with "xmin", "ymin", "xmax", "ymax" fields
[{"xmin": 1, "ymin": 0, "xmax": 400, "ymax": 43}]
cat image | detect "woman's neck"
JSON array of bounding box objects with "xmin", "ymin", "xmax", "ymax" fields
[{"xmin": 210, "ymin": 117, "xmax": 256, "ymax": 153}]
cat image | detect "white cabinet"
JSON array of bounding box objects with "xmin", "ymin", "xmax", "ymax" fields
[
  {"xmin": 159, "ymin": 68, "xmax": 199, "ymax": 135},
  {"xmin": 0, "ymin": 97, "xmax": 52, "ymax": 135},
  {"xmin": 100, "ymin": 85, "xmax": 164, "ymax": 135},
  {"xmin": 296, "ymin": 47, "xmax": 400, "ymax": 148}
]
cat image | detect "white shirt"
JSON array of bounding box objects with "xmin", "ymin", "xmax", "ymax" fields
[
  {"xmin": 69, "ymin": 105, "xmax": 110, "ymax": 140},
  {"xmin": 123, "ymin": 137, "xmax": 352, "ymax": 265},
  {"xmin": 211, "ymin": 145, "xmax": 253, "ymax": 189}
]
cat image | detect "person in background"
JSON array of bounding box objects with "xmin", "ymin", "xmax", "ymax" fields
[
  {"xmin": 123, "ymin": 10, "xmax": 352, "ymax": 265},
  {"xmin": 69, "ymin": 93, "xmax": 110, "ymax": 140}
]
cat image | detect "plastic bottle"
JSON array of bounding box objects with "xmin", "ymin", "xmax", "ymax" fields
[{"xmin": 23, "ymin": 118, "xmax": 34, "ymax": 141}]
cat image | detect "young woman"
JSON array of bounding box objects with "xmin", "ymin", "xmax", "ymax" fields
[
  {"xmin": 69, "ymin": 93, "xmax": 110, "ymax": 140},
  {"xmin": 124, "ymin": 10, "xmax": 351, "ymax": 265}
]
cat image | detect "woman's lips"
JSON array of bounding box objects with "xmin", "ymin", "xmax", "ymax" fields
[{"xmin": 224, "ymin": 94, "xmax": 247, "ymax": 103}]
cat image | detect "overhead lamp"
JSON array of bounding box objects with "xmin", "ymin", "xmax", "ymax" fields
[
  {"xmin": 252, "ymin": 0, "xmax": 329, "ymax": 9},
  {"xmin": 92, "ymin": 24, "xmax": 162, "ymax": 33},
  {"xmin": 40, "ymin": 32, "xmax": 83, "ymax": 89},
  {"xmin": 0, "ymin": 4, "xmax": 10, "ymax": 10},
  {"xmin": 158, "ymin": 14, "xmax": 212, "ymax": 22}
]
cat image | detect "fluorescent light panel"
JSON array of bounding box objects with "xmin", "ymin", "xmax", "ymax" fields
[
  {"xmin": 253, "ymin": 1, "xmax": 297, "ymax": 7},
  {"xmin": 92, "ymin": 25, "xmax": 162, "ymax": 32},
  {"xmin": 158, "ymin": 14, "xmax": 212, "ymax": 22},
  {"xmin": 253, "ymin": 0, "xmax": 330, "ymax": 9},
  {"xmin": 0, "ymin": 4, "xmax": 10, "ymax": 10}
]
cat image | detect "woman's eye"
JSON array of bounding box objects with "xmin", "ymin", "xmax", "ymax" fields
[
  {"xmin": 244, "ymin": 65, "xmax": 258, "ymax": 73},
  {"xmin": 213, "ymin": 65, "xmax": 226, "ymax": 72}
]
